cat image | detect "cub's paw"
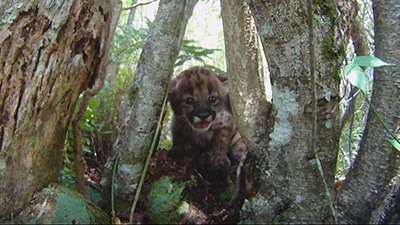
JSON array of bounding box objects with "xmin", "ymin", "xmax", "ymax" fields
[
  {"xmin": 208, "ymin": 153, "xmax": 231, "ymax": 175},
  {"xmin": 167, "ymin": 146, "xmax": 184, "ymax": 159}
]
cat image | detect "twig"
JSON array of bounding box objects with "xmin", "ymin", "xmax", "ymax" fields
[
  {"xmin": 347, "ymin": 109, "xmax": 355, "ymax": 166},
  {"xmin": 340, "ymin": 87, "xmax": 360, "ymax": 131},
  {"xmin": 111, "ymin": 152, "xmax": 121, "ymax": 225},
  {"xmin": 123, "ymin": 0, "xmax": 157, "ymax": 11},
  {"xmin": 109, "ymin": 41, "xmax": 144, "ymax": 65}
]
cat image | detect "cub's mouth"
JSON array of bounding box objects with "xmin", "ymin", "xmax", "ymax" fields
[{"xmin": 193, "ymin": 115, "xmax": 213, "ymax": 130}]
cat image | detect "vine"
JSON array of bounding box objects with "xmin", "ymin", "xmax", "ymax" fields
[
  {"xmin": 307, "ymin": 0, "xmax": 338, "ymax": 223},
  {"xmin": 345, "ymin": 56, "xmax": 400, "ymax": 151}
]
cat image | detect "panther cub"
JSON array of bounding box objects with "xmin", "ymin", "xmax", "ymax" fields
[{"xmin": 168, "ymin": 67, "xmax": 247, "ymax": 188}]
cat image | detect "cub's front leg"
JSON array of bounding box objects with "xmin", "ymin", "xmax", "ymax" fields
[
  {"xmin": 167, "ymin": 138, "xmax": 193, "ymax": 159},
  {"xmin": 207, "ymin": 128, "xmax": 232, "ymax": 175}
]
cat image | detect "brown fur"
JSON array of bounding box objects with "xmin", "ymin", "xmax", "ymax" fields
[{"xmin": 168, "ymin": 67, "xmax": 247, "ymax": 204}]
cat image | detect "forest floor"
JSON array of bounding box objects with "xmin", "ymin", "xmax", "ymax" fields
[{"xmin": 84, "ymin": 148, "xmax": 241, "ymax": 224}]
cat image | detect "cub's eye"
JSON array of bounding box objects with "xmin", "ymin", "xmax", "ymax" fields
[
  {"xmin": 185, "ymin": 97, "xmax": 195, "ymax": 105},
  {"xmin": 208, "ymin": 96, "xmax": 217, "ymax": 104}
]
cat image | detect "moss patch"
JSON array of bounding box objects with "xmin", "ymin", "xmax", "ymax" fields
[
  {"xmin": 314, "ymin": 0, "xmax": 335, "ymax": 18},
  {"xmin": 333, "ymin": 65, "xmax": 341, "ymax": 82},
  {"xmin": 322, "ymin": 36, "xmax": 338, "ymax": 60},
  {"xmin": 14, "ymin": 184, "xmax": 109, "ymax": 224},
  {"xmin": 147, "ymin": 176, "xmax": 188, "ymax": 224}
]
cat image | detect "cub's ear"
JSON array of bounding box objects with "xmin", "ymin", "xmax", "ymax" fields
[
  {"xmin": 217, "ymin": 76, "xmax": 231, "ymax": 112},
  {"xmin": 216, "ymin": 75, "xmax": 229, "ymax": 96},
  {"xmin": 168, "ymin": 78, "xmax": 177, "ymax": 102},
  {"xmin": 221, "ymin": 79, "xmax": 229, "ymax": 96}
]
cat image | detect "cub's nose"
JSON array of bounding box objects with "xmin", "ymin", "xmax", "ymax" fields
[{"xmin": 197, "ymin": 112, "xmax": 211, "ymax": 121}]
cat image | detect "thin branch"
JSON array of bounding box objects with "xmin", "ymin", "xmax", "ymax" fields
[
  {"xmin": 123, "ymin": 0, "xmax": 157, "ymax": 11},
  {"xmin": 307, "ymin": 0, "xmax": 337, "ymax": 223},
  {"xmin": 347, "ymin": 107, "xmax": 355, "ymax": 165},
  {"xmin": 307, "ymin": 0, "xmax": 317, "ymax": 163},
  {"xmin": 340, "ymin": 87, "xmax": 360, "ymax": 131},
  {"xmin": 109, "ymin": 41, "xmax": 144, "ymax": 65},
  {"xmin": 111, "ymin": 152, "xmax": 121, "ymax": 225}
]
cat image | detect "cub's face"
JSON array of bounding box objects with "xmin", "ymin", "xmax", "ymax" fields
[{"xmin": 169, "ymin": 67, "xmax": 226, "ymax": 131}]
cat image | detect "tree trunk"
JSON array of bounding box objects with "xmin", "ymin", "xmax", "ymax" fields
[
  {"xmin": 127, "ymin": 0, "xmax": 138, "ymax": 25},
  {"xmin": 243, "ymin": 1, "xmax": 356, "ymax": 223},
  {"xmin": 99, "ymin": 0, "xmax": 198, "ymax": 217},
  {"xmin": 335, "ymin": 1, "xmax": 400, "ymax": 223},
  {"xmin": 0, "ymin": 0, "xmax": 116, "ymax": 220},
  {"xmin": 220, "ymin": 0, "xmax": 272, "ymax": 198}
]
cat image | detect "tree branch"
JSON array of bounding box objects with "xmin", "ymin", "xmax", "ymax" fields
[{"xmin": 123, "ymin": 0, "xmax": 157, "ymax": 11}]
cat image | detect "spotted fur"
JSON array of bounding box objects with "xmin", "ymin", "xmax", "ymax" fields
[{"xmin": 168, "ymin": 67, "xmax": 247, "ymax": 194}]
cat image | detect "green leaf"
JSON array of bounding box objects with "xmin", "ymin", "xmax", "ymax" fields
[
  {"xmin": 88, "ymin": 98, "xmax": 101, "ymax": 107},
  {"xmin": 81, "ymin": 136, "xmax": 90, "ymax": 144},
  {"xmin": 354, "ymin": 56, "xmax": 392, "ymax": 67},
  {"xmin": 389, "ymin": 139, "xmax": 400, "ymax": 151},
  {"xmin": 81, "ymin": 121, "xmax": 94, "ymax": 132},
  {"xmin": 345, "ymin": 63, "xmax": 367, "ymax": 92},
  {"xmin": 63, "ymin": 169, "xmax": 76, "ymax": 178},
  {"xmin": 66, "ymin": 152, "xmax": 74, "ymax": 159},
  {"xmin": 344, "ymin": 63, "xmax": 360, "ymax": 76},
  {"xmin": 83, "ymin": 145, "xmax": 93, "ymax": 153}
]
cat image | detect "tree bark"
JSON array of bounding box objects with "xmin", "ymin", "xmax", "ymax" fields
[
  {"xmin": 72, "ymin": 1, "xmax": 122, "ymax": 197},
  {"xmin": 99, "ymin": 0, "xmax": 198, "ymax": 217},
  {"xmin": 243, "ymin": 1, "xmax": 356, "ymax": 223},
  {"xmin": 335, "ymin": 1, "xmax": 400, "ymax": 223},
  {"xmin": 0, "ymin": 0, "xmax": 116, "ymax": 220},
  {"xmin": 220, "ymin": 0, "xmax": 272, "ymax": 198}
]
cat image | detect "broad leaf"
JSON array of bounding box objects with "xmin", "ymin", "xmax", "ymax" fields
[
  {"xmin": 345, "ymin": 63, "xmax": 366, "ymax": 92},
  {"xmin": 389, "ymin": 139, "xmax": 400, "ymax": 151},
  {"xmin": 354, "ymin": 55, "xmax": 392, "ymax": 67},
  {"xmin": 344, "ymin": 63, "xmax": 359, "ymax": 76}
]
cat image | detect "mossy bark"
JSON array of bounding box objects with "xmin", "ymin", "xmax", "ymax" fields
[
  {"xmin": 13, "ymin": 184, "xmax": 109, "ymax": 224},
  {"xmin": 0, "ymin": 0, "xmax": 116, "ymax": 220},
  {"xmin": 242, "ymin": 0, "xmax": 356, "ymax": 223},
  {"xmin": 99, "ymin": 0, "xmax": 198, "ymax": 217}
]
